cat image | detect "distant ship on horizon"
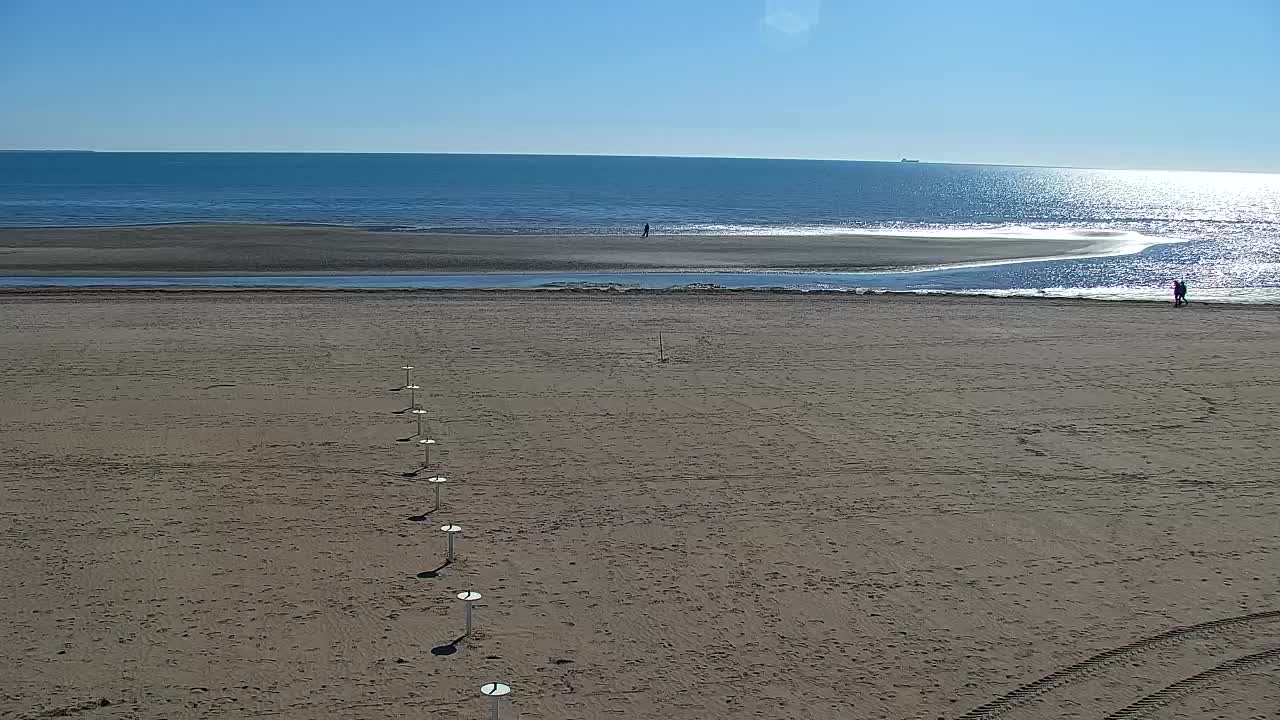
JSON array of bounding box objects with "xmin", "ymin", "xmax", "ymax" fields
[{"xmin": 900, "ymin": 158, "xmax": 920, "ymax": 163}]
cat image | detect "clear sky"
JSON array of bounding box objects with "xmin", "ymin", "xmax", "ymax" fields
[{"xmin": 2, "ymin": 0, "xmax": 1278, "ymax": 171}]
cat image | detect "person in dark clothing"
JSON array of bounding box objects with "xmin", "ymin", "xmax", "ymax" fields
[
  {"xmin": 1173, "ymin": 280, "xmax": 1187, "ymax": 306},
  {"xmin": 642, "ymin": 223, "xmax": 650, "ymax": 238}
]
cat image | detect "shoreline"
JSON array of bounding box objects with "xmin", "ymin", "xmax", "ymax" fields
[
  {"xmin": 1, "ymin": 286, "xmax": 1274, "ymax": 310},
  {"xmin": 0, "ymin": 222, "xmax": 1150, "ymax": 275}
]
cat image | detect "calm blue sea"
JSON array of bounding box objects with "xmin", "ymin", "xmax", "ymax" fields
[{"xmin": 2, "ymin": 152, "xmax": 1279, "ymax": 301}]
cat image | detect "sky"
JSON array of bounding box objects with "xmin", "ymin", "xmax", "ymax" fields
[{"xmin": 1, "ymin": 0, "xmax": 1278, "ymax": 172}]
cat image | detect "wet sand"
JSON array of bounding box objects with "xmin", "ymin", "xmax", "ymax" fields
[
  {"xmin": 0, "ymin": 223, "xmax": 1111, "ymax": 274},
  {"xmin": 1, "ymin": 291, "xmax": 1277, "ymax": 719}
]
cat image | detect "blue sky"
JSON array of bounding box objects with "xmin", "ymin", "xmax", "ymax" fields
[{"xmin": 2, "ymin": 0, "xmax": 1278, "ymax": 171}]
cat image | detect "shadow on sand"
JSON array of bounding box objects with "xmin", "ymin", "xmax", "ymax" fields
[
  {"xmin": 431, "ymin": 635, "xmax": 467, "ymax": 656},
  {"xmin": 416, "ymin": 559, "xmax": 451, "ymax": 579}
]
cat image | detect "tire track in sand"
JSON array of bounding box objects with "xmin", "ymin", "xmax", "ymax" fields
[
  {"xmin": 1100, "ymin": 646, "xmax": 1280, "ymax": 720},
  {"xmin": 954, "ymin": 610, "xmax": 1280, "ymax": 720}
]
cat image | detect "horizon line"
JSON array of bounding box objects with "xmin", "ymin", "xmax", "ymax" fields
[{"xmin": 1, "ymin": 148, "xmax": 1276, "ymax": 176}]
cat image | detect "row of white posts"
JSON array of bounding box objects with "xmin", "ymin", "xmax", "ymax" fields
[{"xmin": 399, "ymin": 365, "xmax": 511, "ymax": 720}]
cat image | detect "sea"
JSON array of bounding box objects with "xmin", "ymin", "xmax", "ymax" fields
[{"xmin": 2, "ymin": 152, "xmax": 1279, "ymax": 302}]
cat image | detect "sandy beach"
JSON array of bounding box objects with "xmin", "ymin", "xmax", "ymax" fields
[
  {"xmin": 0, "ymin": 224, "xmax": 1118, "ymax": 274},
  {"xmin": 1, "ymin": 290, "xmax": 1277, "ymax": 720}
]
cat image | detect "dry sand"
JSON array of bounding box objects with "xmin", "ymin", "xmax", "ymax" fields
[
  {"xmin": 0, "ymin": 223, "xmax": 1109, "ymax": 274},
  {"xmin": 1, "ymin": 291, "xmax": 1277, "ymax": 720}
]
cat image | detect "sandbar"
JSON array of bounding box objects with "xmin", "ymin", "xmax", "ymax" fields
[{"xmin": 0, "ymin": 223, "xmax": 1117, "ymax": 274}]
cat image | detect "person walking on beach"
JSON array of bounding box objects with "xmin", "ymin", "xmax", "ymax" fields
[
  {"xmin": 642, "ymin": 222, "xmax": 650, "ymax": 238},
  {"xmin": 1173, "ymin": 279, "xmax": 1187, "ymax": 306}
]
